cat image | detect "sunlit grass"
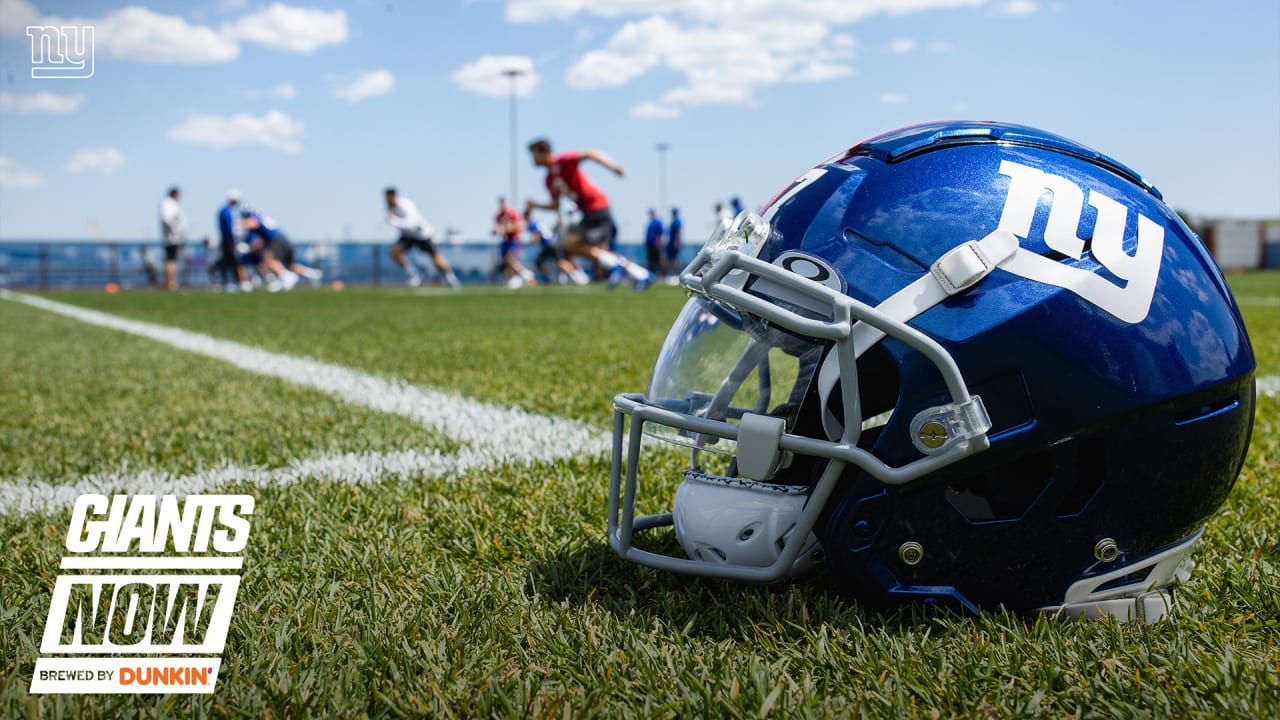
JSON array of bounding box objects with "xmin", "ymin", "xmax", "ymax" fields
[{"xmin": 1, "ymin": 274, "xmax": 1276, "ymax": 718}]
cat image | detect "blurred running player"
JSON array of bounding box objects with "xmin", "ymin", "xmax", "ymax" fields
[
  {"xmin": 527, "ymin": 208, "xmax": 588, "ymax": 285},
  {"xmin": 240, "ymin": 208, "xmax": 321, "ymax": 291},
  {"xmin": 494, "ymin": 196, "xmax": 535, "ymax": 288},
  {"xmin": 385, "ymin": 186, "xmax": 460, "ymax": 289},
  {"xmin": 524, "ymin": 138, "xmax": 652, "ymax": 291}
]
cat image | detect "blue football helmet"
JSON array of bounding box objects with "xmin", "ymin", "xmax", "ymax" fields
[{"xmin": 608, "ymin": 121, "xmax": 1255, "ymax": 621}]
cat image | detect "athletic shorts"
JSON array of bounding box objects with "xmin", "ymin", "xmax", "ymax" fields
[
  {"xmin": 500, "ymin": 239, "xmax": 522, "ymax": 260},
  {"xmin": 163, "ymin": 244, "xmax": 180, "ymax": 262},
  {"xmin": 664, "ymin": 242, "xmax": 682, "ymax": 262},
  {"xmin": 267, "ymin": 236, "xmax": 294, "ymax": 267},
  {"xmin": 535, "ymin": 244, "xmax": 564, "ymax": 265},
  {"xmin": 395, "ymin": 234, "xmax": 438, "ymax": 257},
  {"xmin": 646, "ymin": 245, "xmax": 662, "ymax": 272},
  {"xmin": 571, "ymin": 208, "xmax": 614, "ymax": 246}
]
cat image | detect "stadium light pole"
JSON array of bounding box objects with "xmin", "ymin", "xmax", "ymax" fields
[
  {"xmin": 655, "ymin": 143, "xmax": 671, "ymax": 217},
  {"xmin": 502, "ymin": 68, "xmax": 526, "ymax": 207}
]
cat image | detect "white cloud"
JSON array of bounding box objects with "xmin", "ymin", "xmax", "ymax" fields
[
  {"xmin": 530, "ymin": 1, "xmax": 984, "ymax": 116},
  {"xmin": 880, "ymin": 91, "xmax": 909, "ymax": 105},
  {"xmin": 509, "ymin": 0, "xmax": 985, "ymax": 26},
  {"xmin": 222, "ymin": 3, "xmax": 348, "ymax": 53},
  {"xmin": 451, "ymin": 56, "xmax": 541, "ymax": 98},
  {"xmin": 999, "ymin": 0, "xmax": 1038, "ymax": 15},
  {"xmin": 0, "ymin": 0, "xmax": 39, "ymax": 35},
  {"xmin": 0, "ymin": 91, "xmax": 86, "ymax": 114},
  {"xmin": 167, "ymin": 110, "xmax": 305, "ymax": 153},
  {"xmin": 564, "ymin": 15, "xmax": 853, "ymax": 115},
  {"xmin": 91, "ymin": 6, "xmax": 239, "ymax": 64},
  {"xmin": 0, "ymin": 156, "xmax": 44, "ymax": 189},
  {"xmin": 928, "ymin": 40, "xmax": 954, "ymax": 53},
  {"xmin": 888, "ymin": 38, "xmax": 917, "ymax": 54},
  {"xmin": 66, "ymin": 147, "xmax": 126, "ymax": 175},
  {"xmin": 631, "ymin": 101, "xmax": 680, "ymax": 118},
  {"xmin": 4, "ymin": 1, "xmax": 347, "ymax": 65},
  {"xmin": 6, "ymin": 4, "xmax": 238, "ymax": 63},
  {"xmin": 333, "ymin": 70, "xmax": 396, "ymax": 103}
]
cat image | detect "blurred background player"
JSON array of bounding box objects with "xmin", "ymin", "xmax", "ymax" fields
[
  {"xmin": 524, "ymin": 138, "xmax": 652, "ymax": 291},
  {"xmin": 644, "ymin": 208, "xmax": 664, "ymax": 278},
  {"xmin": 240, "ymin": 207, "xmax": 322, "ymax": 291},
  {"xmin": 213, "ymin": 189, "xmax": 250, "ymax": 291},
  {"xmin": 714, "ymin": 201, "xmax": 731, "ymax": 227},
  {"xmin": 730, "ymin": 196, "xmax": 745, "ymax": 217},
  {"xmin": 384, "ymin": 186, "xmax": 460, "ymax": 289},
  {"xmin": 494, "ymin": 196, "xmax": 535, "ymax": 288},
  {"xmin": 158, "ymin": 185, "xmax": 185, "ymax": 290},
  {"xmin": 664, "ymin": 206, "xmax": 683, "ymax": 283},
  {"xmin": 527, "ymin": 208, "xmax": 588, "ymax": 285}
]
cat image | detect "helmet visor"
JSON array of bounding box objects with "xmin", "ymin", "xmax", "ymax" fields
[{"xmin": 645, "ymin": 296, "xmax": 824, "ymax": 455}]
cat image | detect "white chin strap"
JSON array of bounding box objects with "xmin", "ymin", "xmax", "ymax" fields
[{"xmin": 817, "ymin": 230, "xmax": 1020, "ymax": 439}]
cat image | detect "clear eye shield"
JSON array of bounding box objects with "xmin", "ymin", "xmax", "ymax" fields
[{"xmin": 608, "ymin": 211, "xmax": 996, "ymax": 583}]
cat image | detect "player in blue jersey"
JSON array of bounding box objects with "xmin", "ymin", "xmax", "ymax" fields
[
  {"xmin": 239, "ymin": 208, "xmax": 321, "ymax": 291},
  {"xmin": 664, "ymin": 206, "xmax": 683, "ymax": 280},
  {"xmin": 643, "ymin": 208, "xmax": 664, "ymax": 277},
  {"xmin": 212, "ymin": 190, "xmax": 250, "ymax": 291}
]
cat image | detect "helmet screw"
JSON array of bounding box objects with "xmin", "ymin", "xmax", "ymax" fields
[
  {"xmin": 898, "ymin": 541, "xmax": 924, "ymax": 566},
  {"xmin": 1094, "ymin": 538, "xmax": 1120, "ymax": 563},
  {"xmin": 917, "ymin": 421, "xmax": 948, "ymax": 450},
  {"xmin": 853, "ymin": 519, "xmax": 872, "ymax": 537}
]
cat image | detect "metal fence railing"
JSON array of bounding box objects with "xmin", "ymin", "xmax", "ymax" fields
[{"xmin": 0, "ymin": 240, "xmax": 694, "ymax": 290}]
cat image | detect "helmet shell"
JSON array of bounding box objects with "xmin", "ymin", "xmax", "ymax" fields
[{"xmin": 754, "ymin": 121, "xmax": 1255, "ymax": 611}]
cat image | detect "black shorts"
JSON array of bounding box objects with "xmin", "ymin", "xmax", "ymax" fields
[
  {"xmin": 267, "ymin": 236, "xmax": 294, "ymax": 267},
  {"xmin": 535, "ymin": 244, "xmax": 563, "ymax": 265},
  {"xmin": 646, "ymin": 245, "xmax": 662, "ymax": 272},
  {"xmin": 163, "ymin": 244, "xmax": 180, "ymax": 262},
  {"xmin": 395, "ymin": 234, "xmax": 438, "ymax": 257},
  {"xmin": 571, "ymin": 208, "xmax": 614, "ymax": 246}
]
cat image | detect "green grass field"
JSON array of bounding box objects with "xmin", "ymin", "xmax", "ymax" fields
[{"xmin": 1, "ymin": 274, "xmax": 1277, "ymax": 718}]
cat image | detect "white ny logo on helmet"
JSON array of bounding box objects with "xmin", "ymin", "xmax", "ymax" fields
[{"xmin": 995, "ymin": 160, "xmax": 1164, "ymax": 324}]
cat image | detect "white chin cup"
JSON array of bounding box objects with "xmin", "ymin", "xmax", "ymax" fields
[{"xmin": 672, "ymin": 470, "xmax": 824, "ymax": 578}]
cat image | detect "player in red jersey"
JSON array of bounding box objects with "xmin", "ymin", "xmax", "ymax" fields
[
  {"xmin": 493, "ymin": 196, "xmax": 535, "ymax": 288},
  {"xmin": 524, "ymin": 138, "xmax": 652, "ymax": 290}
]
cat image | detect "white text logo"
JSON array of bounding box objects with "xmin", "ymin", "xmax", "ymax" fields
[
  {"xmin": 996, "ymin": 159, "xmax": 1164, "ymax": 323},
  {"xmin": 30, "ymin": 494, "xmax": 253, "ymax": 694},
  {"xmin": 27, "ymin": 25, "xmax": 95, "ymax": 79}
]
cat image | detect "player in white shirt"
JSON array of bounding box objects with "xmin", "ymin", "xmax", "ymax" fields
[
  {"xmin": 384, "ymin": 187, "xmax": 460, "ymax": 289},
  {"xmin": 158, "ymin": 186, "xmax": 185, "ymax": 290}
]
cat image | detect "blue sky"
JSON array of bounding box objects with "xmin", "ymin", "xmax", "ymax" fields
[{"xmin": 0, "ymin": 0, "xmax": 1277, "ymax": 243}]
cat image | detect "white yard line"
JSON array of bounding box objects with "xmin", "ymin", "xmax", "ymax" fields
[
  {"xmin": 0, "ymin": 290, "xmax": 1274, "ymax": 516},
  {"xmin": 0, "ymin": 290, "xmax": 610, "ymax": 516}
]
